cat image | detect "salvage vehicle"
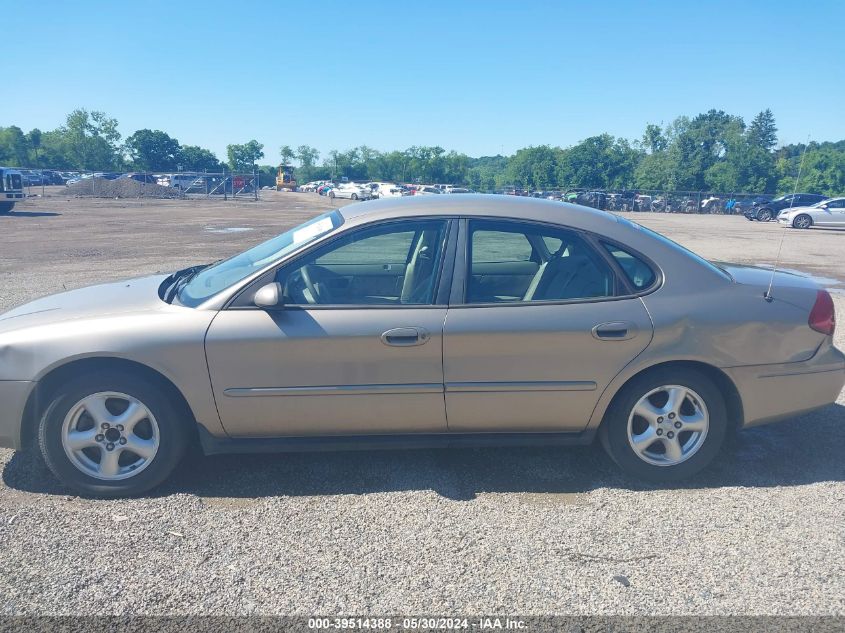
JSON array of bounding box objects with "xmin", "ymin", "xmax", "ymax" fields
[
  {"xmin": 328, "ymin": 183, "xmax": 373, "ymax": 200},
  {"xmin": 0, "ymin": 196, "xmax": 842, "ymax": 497},
  {"xmin": 0, "ymin": 167, "xmax": 24, "ymax": 213},
  {"xmin": 778, "ymin": 197, "xmax": 845, "ymax": 229},
  {"xmin": 744, "ymin": 193, "xmax": 828, "ymax": 222}
]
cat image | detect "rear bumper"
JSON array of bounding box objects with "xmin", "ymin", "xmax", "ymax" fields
[
  {"xmin": 0, "ymin": 381, "xmax": 32, "ymax": 449},
  {"xmin": 724, "ymin": 345, "xmax": 845, "ymax": 428}
]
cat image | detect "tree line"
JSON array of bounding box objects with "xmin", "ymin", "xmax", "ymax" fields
[{"xmin": 1, "ymin": 108, "xmax": 843, "ymax": 195}]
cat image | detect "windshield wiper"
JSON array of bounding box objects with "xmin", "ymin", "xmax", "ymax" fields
[
  {"xmin": 163, "ymin": 265, "xmax": 207, "ymax": 304},
  {"xmin": 164, "ymin": 260, "xmax": 224, "ymax": 305}
]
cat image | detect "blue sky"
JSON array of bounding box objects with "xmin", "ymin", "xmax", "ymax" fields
[{"xmin": 2, "ymin": 0, "xmax": 843, "ymax": 163}]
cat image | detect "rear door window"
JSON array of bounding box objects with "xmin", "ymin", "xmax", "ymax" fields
[{"xmin": 466, "ymin": 220, "xmax": 615, "ymax": 303}]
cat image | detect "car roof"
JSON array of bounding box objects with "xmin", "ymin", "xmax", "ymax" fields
[{"xmin": 338, "ymin": 193, "xmax": 622, "ymax": 233}]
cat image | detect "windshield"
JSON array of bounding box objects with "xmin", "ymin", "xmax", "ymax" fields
[{"xmin": 177, "ymin": 210, "xmax": 344, "ymax": 307}]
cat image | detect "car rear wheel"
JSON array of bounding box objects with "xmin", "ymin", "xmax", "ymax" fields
[
  {"xmin": 793, "ymin": 214, "xmax": 813, "ymax": 229},
  {"xmin": 600, "ymin": 368, "xmax": 727, "ymax": 482},
  {"xmin": 351, "ymin": 193, "xmax": 358, "ymax": 200},
  {"xmin": 38, "ymin": 371, "xmax": 188, "ymax": 497},
  {"xmin": 756, "ymin": 208, "xmax": 773, "ymax": 221},
  {"xmin": 0, "ymin": 202, "xmax": 13, "ymax": 214}
]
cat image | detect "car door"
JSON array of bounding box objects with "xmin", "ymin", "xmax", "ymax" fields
[
  {"xmin": 815, "ymin": 199, "xmax": 845, "ymax": 226},
  {"xmin": 829, "ymin": 200, "xmax": 845, "ymax": 225},
  {"xmin": 205, "ymin": 218, "xmax": 454, "ymax": 437},
  {"xmin": 442, "ymin": 218, "xmax": 654, "ymax": 433}
]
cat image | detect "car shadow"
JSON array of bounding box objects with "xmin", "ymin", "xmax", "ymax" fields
[
  {"xmin": 3, "ymin": 403, "xmax": 844, "ymax": 500},
  {"xmin": 3, "ymin": 211, "xmax": 62, "ymax": 218}
]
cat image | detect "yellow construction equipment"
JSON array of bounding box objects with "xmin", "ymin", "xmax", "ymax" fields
[{"xmin": 276, "ymin": 165, "xmax": 297, "ymax": 191}]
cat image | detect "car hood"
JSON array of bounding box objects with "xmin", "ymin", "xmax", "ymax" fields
[
  {"xmin": 0, "ymin": 274, "xmax": 169, "ymax": 334},
  {"xmin": 777, "ymin": 205, "xmax": 818, "ymax": 217}
]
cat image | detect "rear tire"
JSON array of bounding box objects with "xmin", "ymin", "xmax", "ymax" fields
[
  {"xmin": 351, "ymin": 193, "xmax": 358, "ymax": 200},
  {"xmin": 37, "ymin": 371, "xmax": 188, "ymax": 497},
  {"xmin": 600, "ymin": 367, "xmax": 727, "ymax": 482},
  {"xmin": 793, "ymin": 214, "xmax": 813, "ymax": 229},
  {"xmin": 0, "ymin": 202, "xmax": 13, "ymax": 214}
]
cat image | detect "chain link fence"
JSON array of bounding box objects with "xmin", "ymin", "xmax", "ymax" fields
[{"xmin": 9, "ymin": 167, "xmax": 261, "ymax": 200}]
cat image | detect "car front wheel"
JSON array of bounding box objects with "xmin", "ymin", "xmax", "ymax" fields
[
  {"xmin": 38, "ymin": 371, "xmax": 188, "ymax": 497},
  {"xmin": 600, "ymin": 368, "xmax": 727, "ymax": 482},
  {"xmin": 793, "ymin": 214, "xmax": 813, "ymax": 229},
  {"xmin": 756, "ymin": 208, "xmax": 773, "ymax": 221}
]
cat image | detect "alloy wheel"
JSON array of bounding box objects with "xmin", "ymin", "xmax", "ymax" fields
[
  {"xmin": 794, "ymin": 215, "xmax": 812, "ymax": 229},
  {"xmin": 61, "ymin": 392, "xmax": 160, "ymax": 480},
  {"xmin": 627, "ymin": 385, "xmax": 709, "ymax": 467}
]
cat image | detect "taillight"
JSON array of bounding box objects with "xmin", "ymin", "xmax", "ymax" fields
[{"xmin": 808, "ymin": 290, "xmax": 836, "ymax": 335}]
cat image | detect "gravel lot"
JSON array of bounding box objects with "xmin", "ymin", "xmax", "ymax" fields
[{"xmin": 0, "ymin": 192, "xmax": 843, "ymax": 616}]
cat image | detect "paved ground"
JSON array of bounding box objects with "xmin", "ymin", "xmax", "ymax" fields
[{"xmin": 0, "ymin": 192, "xmax": 843, "ymax": 616}]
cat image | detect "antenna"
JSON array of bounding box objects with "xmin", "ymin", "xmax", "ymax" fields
[{"xmin": 764, "ymin": 137, "xmax": 810, "ymax": 302}]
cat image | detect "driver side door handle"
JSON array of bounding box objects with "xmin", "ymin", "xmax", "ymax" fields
[{"xmin": 381, "ymin": 327, "xmax": 430, "ymax": 347}]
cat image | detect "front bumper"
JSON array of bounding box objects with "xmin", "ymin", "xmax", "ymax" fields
[
  {"xmin": 724, "ymin": 344, "xmax": 845, "ymax": 428},
  {"xmin": 0, "ymin": 381, "xmax": 33, "ymax": 450}
]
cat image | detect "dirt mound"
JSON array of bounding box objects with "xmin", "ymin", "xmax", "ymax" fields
[{"xmin": 66, "ymin": 177, "xmax": 183, "ymax": 199}]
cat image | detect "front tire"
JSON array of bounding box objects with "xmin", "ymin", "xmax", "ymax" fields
[
  {"xmin": 793, "ymin": 214, "xmax": 813, "ymax": 229},
  {"xmin": 38, "ymin": 371, "xmax": 188, "ymax": 497},
  {"xmin": 756, "ymin": 208, "xmax": 773, "ymax": 222},
  {"xmin": 351, "ymin": 193, "xmax": 358, "ymax": 200},
  {"xmin": 328, "ymin": 191, "xmax": 335, "ymax": 199},
  {"xmin": 600, "ymin": 367, "xmax": 727, "ymax": 482}
]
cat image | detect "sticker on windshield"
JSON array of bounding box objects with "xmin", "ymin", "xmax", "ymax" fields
[{"xmin": 293, "ymin": 217, "xmax": 334, "ymax": 244}]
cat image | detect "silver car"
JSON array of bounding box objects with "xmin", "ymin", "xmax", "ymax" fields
[
  {"xmin": 778, "ymin": 197, "xmax": 845, "ymax": 229},
  {"xmin": 1, "ymin": 196, "xmax": 843, "ymax": 497}
]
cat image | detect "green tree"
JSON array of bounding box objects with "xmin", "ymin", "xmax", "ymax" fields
[
  {"xmin": 124, "ymin": 129, "xmax": 181, "ymax": 171},
  {"xmin": 26, "ymin": 129, "xmax": 42, "ymax": 165},
  {"xmin": 0, "ymin": 126, "xmax": 31, "ymax": 166},
  {"xmin": 642, "ymin": 123, "xmax": 667, "ymax": 153},
  {"xmin": 296, "ymin": 145, "xmax": 319, "ymax": 168},
  {"xmin": 279, "ymin": 145, "xmax": 295, "ymax": 166},
  {"xmin": 227, "ymin": 140, "xmax": 264, "ymax": 171},
  {"xmin": 58, "ymin": 108, "xmax": 123, "ymax": 170},
  {"xmin": 180, "ymin": 145, "xmax": 222, "ymax": 171},
  {"xmin": 505, "ymin": 145, "xmax": 559, "ymax": 189},
  {"xmin": 558, "ymin": 135, "xmax": 639, "ymax": 190},
  {"xmin": 747, "ymin": 109, "xmax": 778, "ymax": 151}
]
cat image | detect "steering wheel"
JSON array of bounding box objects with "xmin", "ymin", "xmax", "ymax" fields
[{"xmin": 299, "ymin": 264, "xmax": 331, "ymax": 304}]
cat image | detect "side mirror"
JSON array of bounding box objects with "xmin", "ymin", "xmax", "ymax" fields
[{"xmin": 254, "ymin": 282, "xmax": 284, "ymax": 309}]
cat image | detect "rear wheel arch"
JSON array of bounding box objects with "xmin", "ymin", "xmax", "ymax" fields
[
  {"xmin": 597, "ymin": 360, "xmax": 744, "ymax": 434},
  {"xmin": 21, "ymin": 357, "xmax": 198, "ymax": 451}
]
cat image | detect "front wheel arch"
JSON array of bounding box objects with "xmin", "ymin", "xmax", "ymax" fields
[{"xmin": 21, "ymin": 357, "xmax": 198, "ymax": 452}]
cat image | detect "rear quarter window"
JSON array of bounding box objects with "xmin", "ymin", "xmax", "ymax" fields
[{"xmin": 602, "ymin": 243, "xmax": 656, "ymax": 291}]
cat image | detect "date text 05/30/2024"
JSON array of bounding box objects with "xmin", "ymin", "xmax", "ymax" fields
[{"xmin": 308, "ymin": 617, "xmax": 527, "ymax": 630}]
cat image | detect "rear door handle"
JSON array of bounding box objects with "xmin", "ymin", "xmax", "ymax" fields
[
  {"xmin": 592, "ymin": 321, "xmax": 636, "ymax": 341},
  {"xmin": 380, "ymin": 327, "xmax": 430, "ymax": 347}
]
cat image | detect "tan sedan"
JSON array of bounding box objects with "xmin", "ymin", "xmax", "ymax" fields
[{"xmin": 0, "ymin": 195, "xmax": 842, "ymax": 496}]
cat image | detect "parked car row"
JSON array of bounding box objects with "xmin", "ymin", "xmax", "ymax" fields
[
  {"xmin": 19, "ymin": 170, "xmax": 82, "ymax": 186},
  {"xmin": 742, "ymin": 193, "xmax": 829, "ymax": 222},
  {"xmin": 299, "ymin": 181, "xmax": 475, "ymax": 201}
]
